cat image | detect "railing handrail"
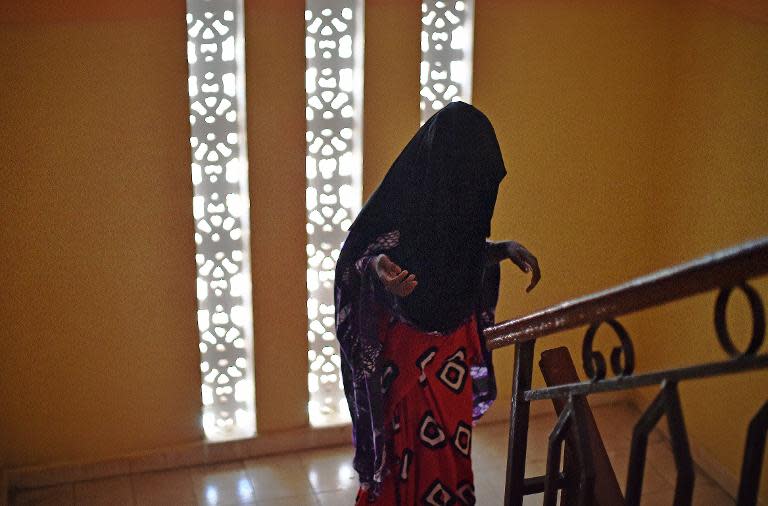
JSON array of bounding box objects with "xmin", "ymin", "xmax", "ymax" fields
[{"xmin": 484, "ymin": 236, "xmax": 768, "ymax": 350}]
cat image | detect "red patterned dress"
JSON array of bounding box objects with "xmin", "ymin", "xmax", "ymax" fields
[{"xmin": 354, "ymin": 306, "xmax": 483, "ymax": 505}]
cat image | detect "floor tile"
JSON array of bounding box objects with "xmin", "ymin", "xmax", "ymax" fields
[
  {"xmin": 594, "ymin": 402, "xmax": 665, "ymax": 447},
  {"xmin": 315, "ymin": 487, "xmax": 359, "ymax": 506},
  {"xmin": 74, "ymin": 475, "xmax": 133, "ymax": 506},
  {"xmin": 243, "ymin": 453, "xmax": 314, "ymax": 501},
  {"xmin": 474, "ymin": 474, "xmax": 546, "ymax": 506},
  {"xmin": 299, "ymin": 447, "xmax": 358, "ymax": 494},
  {"xmin": 251, "ymin": 494, "xmax": 319, "ymax": 506},
  {"xmin": 188, "ymin": 461, "xmax": 256, "ymax": 506},
  {"xmin": 524, "ymin": 411, "xmax": 560, "ymax": 461},
  {"xmin": 640, "ymin": 482, "xmax": 735, "ymax": 506},
  {"xmin": 131, "ymin": 468, "xmax": 196, "ymax": 506},
  {"xmin": 610, "ymin": 448, "xmax": 671, "ymax": 496},
  {"xmin": 523, "ymin": 493, "xmax": 547, "ymax": 505},
  {"xmin": 473, "ymin": 415, "xmax": 560, "ymax": 480},
  {"xmin": 592, "ymin": 403, "xmax": 637, "ymax": 451},
  {"xmin": 6, "ymin": 404, "xmax": 737, "ymax": 506},
  {"xmin": 644, "ymin": 440, "xmax": 717, "ymax": 489},
  {"xmin": 692, "ymin": 484, "xmax": 735, "ymax": 506}
]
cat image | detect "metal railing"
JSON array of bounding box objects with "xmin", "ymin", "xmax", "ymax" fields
[{"xmin": 483, "ymin": 237, "xmax": 768, "ymax": 506}]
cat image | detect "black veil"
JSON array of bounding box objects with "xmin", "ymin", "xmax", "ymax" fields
[{"xmin": 337, "ymin": 101, "xmax": 507, "ymax": 332}]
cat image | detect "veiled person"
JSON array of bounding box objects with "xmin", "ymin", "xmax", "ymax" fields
[{"xmin": 334, "ymin": 101, "xmax": 540, "ymax": 504}]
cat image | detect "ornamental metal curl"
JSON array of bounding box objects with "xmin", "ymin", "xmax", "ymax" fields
[
  {"xmin": 582, "ymin": 319, "xmax": 635, "ymax": 381},
  {"xmin": 714, "ymin": 282, "xmax": 766, "ymax": 358}
]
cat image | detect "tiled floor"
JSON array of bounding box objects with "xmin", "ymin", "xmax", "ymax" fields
[{"xmin": 9, "ymin": 402, "xmax": 734, "ymax": 505}]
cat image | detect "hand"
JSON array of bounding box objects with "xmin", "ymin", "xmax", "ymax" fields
[
  {"xmin": 372, "ymin": 254, "xmax": 418, "ymax": 297},
  {"xmin": 504, "ymin": 241, "xmax": 541, "ymax": 293}
]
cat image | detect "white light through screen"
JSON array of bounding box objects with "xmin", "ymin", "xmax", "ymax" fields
[
  {"xmin": 186, "ymin": 0, "xmax": 256, "ymax": 441},
  {"xmin": 420, "ymin": 0, "xmax": 475, "ymax": 124},
  {"xmin": 305, "ymin": 0, "xmax": 364, "ymax": 427}
]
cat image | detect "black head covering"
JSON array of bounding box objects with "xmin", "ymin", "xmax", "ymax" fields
[{"xmin": 337, "ymin": 101, "xmax": 506, "ymax": 333}]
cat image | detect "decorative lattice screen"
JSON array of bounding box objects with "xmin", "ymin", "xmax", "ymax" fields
[
  {"xmin": 305, "ymin": 0, "xmax": 364, "ymax": 427},
  {"xmin": 420, "ymin": 0, "xmax": 475, "ymax": 124},
  {"xmin": 186, "ymin": 0, "xmax": 255, "ymax": 440}
]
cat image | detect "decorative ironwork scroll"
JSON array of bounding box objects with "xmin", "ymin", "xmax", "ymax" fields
[
  {"xmin": 483, "ymin": 237, "xmax": 768, "ymax": 505},
  {"xmin": 581, "ymin": 318, "xmax": 635, "ymax": 381},
  {"xmin": 714, "ymin": 282, "xmax": 765, "ymax": 358}
]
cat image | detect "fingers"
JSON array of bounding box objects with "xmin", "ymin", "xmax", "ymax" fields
[
  {"xmin": 382, "ymin": 269, "xmax": 408, "ymax": 286},
  {"xmin": 526, "ymin": 269, "xmax": 540, "ymax": 292},
  {"xmin": 384, "ymin": 270, "xmax": 417, "ymax": 297},
  {"xmin": 396, "ymin": 275, "xmax": 418, "ymax": 297},
  {"xmin": 504, "ymin": 243, "xmax": 529, "ymax": 274},
  {"xmin": 386, "ymin": 258, "xmax": 402, "ymax": 276},
  {"xmin": 378, "ymin": 254, "xmax": 401, "ymax": 276},
  {"xmin": 510, "ymin": 252, "xmax": 528, "ymax": 273},
  {"xmin": 375, "ymin": 255, "xmax": 416, "ymax": 297},
  {"xmin": 376, "ymin": 254, "xmax": 403, "ymax": 282},
  {"xmin": 505, "ymin": 242, "xmax": 541, "ymax": 293},
  {"xmin": 386, "ymin": 269, "xmax": 409, "ymax": 285},
  {"xmin": 525, "ymin": 255, "xmax": 541, "ymax": 293}
]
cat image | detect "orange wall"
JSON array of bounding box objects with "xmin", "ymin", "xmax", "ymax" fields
[
  {"xmin": 472, "ymin": 0, "xmax": 768, "ymax": 496},
  {"xmin": 474, "ymin": 0, "xmax": 669, "ymax": 400},
  {"xmin": 624, "ymin": 1, "xmax": 768, "ymax": 494},
  {"xmin": 1, "ymin": 1, "xmax": 766, "ymax": 498},
  {"xmin": 0, "ymin": 1, "xmax": 202, "ymax": 468}
]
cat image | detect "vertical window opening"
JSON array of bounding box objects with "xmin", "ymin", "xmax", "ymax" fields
[
  {"xmin": 305, "ymin": 0, "xmax": 365, "ymax": 427},
  {"xmin": 186, "ymin": 0, "xmax": 256, "ymax": 440},
  {"xmin": 421, "ymin": 0, "xmax": 475, "ymax": 124}
]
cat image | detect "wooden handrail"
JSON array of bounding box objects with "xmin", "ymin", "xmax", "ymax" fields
[{"xmin": 484, "ymin": 237, "xmax": 768, "ymax": 350}]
